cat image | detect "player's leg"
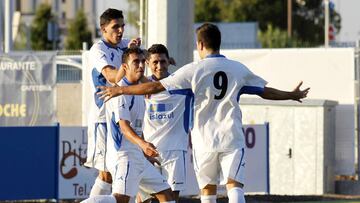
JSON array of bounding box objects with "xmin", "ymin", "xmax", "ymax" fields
[
  {"xmin": 112, "ymin": 157, "xmax": 144, "ymax": 203},
  {"xmin": 192, "ymin": 150, "xmax": 219, "ymax": 203},
  {"xmin": 89, "ymin": 171, "xmax": 113, "ymax": 197},
  {"xmin": 219, "ymin": 148, "xmax": 246, "ymax": 203},
  {"xmin": 137, "ymin": 188, "xmax": 154, "ymax": 203},
  {"xmin": 172, "ymin": 191, "xmax": 180, "ymax": 203},
  {"xmin": 86, "ymin": 123, "xmax": 113, "ymax": 196},
  {"xmin": 139, "ymin": 159, "xmax": 175, "ymax": 203},
  {"xmin": 226, "ymin": 179, "xmax": 245, "ymax": 203},
  {"xmin": 200, "ymin": 184, "xmax": 217, "ymax": 203},
  {"xmin": 81, "ymin": 195, "xmax": 116, "ymax": 203},
  {"xmin": 82, "ymin": 156, "xmax": 137, "ymax": 203},
  {"xmin": 160, "ymin": 150, "xmax": 187, "ymax": 202}
]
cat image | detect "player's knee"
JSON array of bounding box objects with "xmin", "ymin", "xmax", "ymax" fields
[
  {"xmin": 201, "ymin": 184, "xmax": 217, "ymax": 195},
  {"xmin": 99, "ymin": 171, "xmax": 112, "ymax": 183},
  {"xmin": 113, "ymin": 193, "xmax": 131, "ymax": 203},
  {"xmin": 226, "ymin": 178, "xmax": 244, "ymax": 190},
  {"xmin": 172, "ymin": 190, "xmax": 180, "ymax": 200},
  {"xmin": 155, "ymin": 188, "xmax": 175, "ymax": 202}
]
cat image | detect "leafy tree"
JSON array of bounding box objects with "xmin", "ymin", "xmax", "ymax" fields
[
  {"xmin": 30, "ymin": 3, "xmax": 56, "ymax": 50},
  {"xmin": 195, "ymin": 0, "xmax": 223, "ymax": 22},
  {"xmin": 258, "ymin": 24, "xmax": 311, "ymax": 48},
  {"xmin": 195, "ymin": 0, "xmax": 341, "ymax": 47},
  {"xmin": 65, "ymin": 9, "xmax": 92, "ymax": 50}
]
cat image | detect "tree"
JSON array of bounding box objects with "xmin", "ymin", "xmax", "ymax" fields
[
  {"xmin": 30, "ymin": 3, "xmax": 56, "ymax": 50},
  {"xmin": 195, "ymin": 0, "xmax": 341, "ymax": 47},
  {"xmin": 195, "ymin": 0, "xmax": 223, "ymax": 22},
  {"xmin": 258, "ymin": 24, "xmax": 311, "ymax": 48},
  {"xmin": 65, "ymin": 9, "xmax": 92, "ymax": 50}
]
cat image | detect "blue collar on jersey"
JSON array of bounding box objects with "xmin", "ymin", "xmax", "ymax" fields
[
  {"xmin": 101, "ymin": 39, "xmax": 121, "ymax": 50},
  {"xmin": 123, "ymin": 77, "xmax": 138, "ymax": 85},
  {"xmin": 205, "ymin": 54, "xmax": 225, "ymax": 58}
]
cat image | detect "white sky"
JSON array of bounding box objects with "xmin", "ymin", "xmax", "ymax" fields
[{"xmin": 332, "ymin": 0, "xmax": 360, "ymax": 42}]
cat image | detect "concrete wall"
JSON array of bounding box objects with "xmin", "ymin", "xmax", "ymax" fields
[
  {"xmin": 56, "ymin": 83, "xmax": 82, "ymax": 126},
  {"xmin": 147, "ymin": 0, "xmax": 194, "ymax": 68}
]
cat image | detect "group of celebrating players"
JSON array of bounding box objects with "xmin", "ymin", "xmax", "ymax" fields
[{"xmin": 82, "ymin": 8, "xmax": 309, "ymax": 203}]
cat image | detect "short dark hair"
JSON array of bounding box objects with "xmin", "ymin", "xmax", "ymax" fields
[
  {"xmin": 122, "ymin": 47, "xmax": 145, "ymax": 64},
  {"xmin": 100, "ymin": 8, "xmax": 124, "ymax": 28},
  {"xmin": 196, "ymin": 23, "xmax": 221, "ymax": 51},
  {"xmin": 147, "ymin": 44, "xmax": 169, "ymax": 59}
]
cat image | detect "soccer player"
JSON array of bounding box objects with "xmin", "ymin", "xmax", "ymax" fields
[
  {"xmin": 137, "ymin": 44, "xmax": 191, "ymax": 203},
  {"xmin": 97, "ymin": 23, "xmax": 310, "ymax": 203},
  {"xmin": 83, "ymin": 47, "xmax": 175, "ymax": 203},
  {"xmin": 85, "ymin": 8, "xmax": 140, "ymax": 197}
]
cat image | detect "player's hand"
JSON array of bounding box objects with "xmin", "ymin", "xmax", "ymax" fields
[
  {"xmin": 128, "ymin": 37, "xmax": 141, "ymax": 48},
  {"xmin": 145, "ymin": 156, "xmax": 161, "ymax": 166},
  {"xmin": 169, "ymin": 57, "xmax": 176, "ymax": 66},
  {"xmin": 291, "ymin": 81, "xmax": 310, "ymax": 103},
  {"xmin": 140, "ymin": 141, "xmax": 159, "ymax": 157},
  {"xmin": 97, "ymin": 85, "xmax": 123, "ymax": 102}
]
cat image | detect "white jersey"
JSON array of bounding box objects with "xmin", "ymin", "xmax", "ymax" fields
[
  {"xmin": 88, "ymin": 38, "xmax": 130, "ymax": 123},
  {"xmin": 106, "ymin": 78, "xmax": 145, "ymax": 160},
  {"xmin": 160, "ymin": 54, "xmax": 267, "ymax": 152},
  {"xmin": 143, "ymin": 76, "xmax": 191, "ymax": 151}
]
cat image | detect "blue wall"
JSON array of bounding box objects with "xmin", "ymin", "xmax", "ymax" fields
[{"xmin": 0, "ymin": 126, "xmax": 58, "ymax": 200}]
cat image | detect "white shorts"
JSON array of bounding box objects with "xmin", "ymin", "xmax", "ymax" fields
[
  {"xmin": 84, "ymin": 122, "xmax": 108, "ymax": 171},
  {"xmin": 110, "ymin": 153, "xmax": 170, "ymax": 197},
  {"xmin": 192, "ymin": 148, "xmax": 245, "ymax": 189},
  {"xmin": 138, "ymin": 150, "xmax": 187, "ymax": 201}
]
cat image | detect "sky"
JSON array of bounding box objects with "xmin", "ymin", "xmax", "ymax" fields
[{"xmin": 332, "ymin": 0, "xmax": 360, "ymax": 43}]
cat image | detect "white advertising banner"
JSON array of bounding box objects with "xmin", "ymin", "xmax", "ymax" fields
[
  {"xmin": 58, "ymin": 127, "xmax": 97, "ymax": 199},
  {"xmin": 58, "ymin": 124, "xmax": 269, "ymax": 199}
]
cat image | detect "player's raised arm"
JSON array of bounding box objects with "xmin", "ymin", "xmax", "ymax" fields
[
  {"xmin": 98, "ymin": 81, "xmax": 165, "ymax": 102},
  {"xmin": 101, "ymin": 65, "xmax": 120, "ymax": 85},
  {"xmin": 259, "ymin": 81, "xmax": 310, "ymax": 102},
  {"xmin": 127, "ymin": 37, "xmax": 141, "ymax": 48}
]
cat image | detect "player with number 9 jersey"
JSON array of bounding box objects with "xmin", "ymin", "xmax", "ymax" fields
[{"xmin": 160, "ymin": 55, "xmax": 267, "ymax": 153}]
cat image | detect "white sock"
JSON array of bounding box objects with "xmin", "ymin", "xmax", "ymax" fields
[
  {"xmin": 227, "ymin": 187, "xmax": 245, "ymax": 203},
  {"xmin": 161, "ymin": 201, "xmax": 176, "ymax": 203},
  {"xmin": 81, "ymin": 195, "xmax": 116, "ymax": 203},
  {"xmin": 89, "ymin": 177, "xmax": 112, "ymax": 197},
  {"xmin": 200, "ymin": 195, "xmax": 217, "ymax": 203}
]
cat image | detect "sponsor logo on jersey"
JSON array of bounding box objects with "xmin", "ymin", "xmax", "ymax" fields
[
  {"xmin": 149, "ymin": 103, "xmax": 173, "ymax": 112},
  {"xmin": 149, "ymin": 112, "xmax": 174, "ymax": 120}
]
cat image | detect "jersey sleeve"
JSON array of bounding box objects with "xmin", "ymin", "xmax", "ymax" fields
[
  {"xmin": 160, "ymin": 63, "xmax": 194, "ymax": 91},
  {"xmin": 241, "ymin": 69, "xmax": 268, "ymax": 95},
  {"xmin": 112, "ymin": 95, "xmax": 132, "ymax": 123},
  {"xmin": 90, "ymin": 47, "xmax": 116, "ymax": 73}
]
